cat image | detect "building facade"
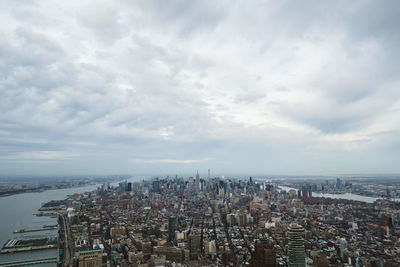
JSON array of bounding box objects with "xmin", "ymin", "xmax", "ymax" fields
[{"xmin": 288, "ymin": 223, "xmax": 305, "ymax": 267}]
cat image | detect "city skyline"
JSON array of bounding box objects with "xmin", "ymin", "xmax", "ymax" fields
[{"xmin": 1, "ymin": 1, "xmax": 400, "ymax": 176}]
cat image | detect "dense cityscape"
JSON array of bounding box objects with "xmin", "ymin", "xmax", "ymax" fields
[{"xmin": 3, "ymin": 173, "xmax": 396, "ymax": 266}]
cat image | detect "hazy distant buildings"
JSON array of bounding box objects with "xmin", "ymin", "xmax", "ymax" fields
[
  {"xmin": 336, "ymin": 178, "xmax": 342, "ymax": 190},
  {"xmin": 153, "ymin": 179, "xmax": 160, "ymax": 193},
  {"xmin": 299, "ymin": 188, "xmax": 312, "ymax": 198}
]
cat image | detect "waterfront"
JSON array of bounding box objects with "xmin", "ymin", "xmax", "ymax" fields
[
  {"xmin": 279, "ymin": 185, "xmax": 381, "ymax": 203},
  {"xmin": 0, "ymin": 178, "xmax": 395, "ymax": 266},
  {"xmin": 0, "ymin": 183, "xmax": 101, "ymax": 265}
]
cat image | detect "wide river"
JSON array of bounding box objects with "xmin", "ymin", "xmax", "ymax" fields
[
  {"xmin": 278, "ymin": 185, "xmax": 383, "ymax": 203},
  {"xmin": 0, "ymin": 176, "xmax": 148, "ymax": 265},
  {"xmin": 0, "ymin": 183, "xmax": 103, "ymax": 265}
]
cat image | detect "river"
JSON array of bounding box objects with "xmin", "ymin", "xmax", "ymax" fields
[
  {"xmin": 278, "ymin": 185, "xmax": 383, "ymax": 203},
  {"xmin": 0, "ymin": 176, "xmax": 149, "ymax": 265},
  {"xmin": 0, "ymin": 183, "xmax": 102, "ymax": 265}
]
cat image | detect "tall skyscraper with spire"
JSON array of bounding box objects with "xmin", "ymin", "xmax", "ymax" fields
[
  {"xmin": 288, "ymin": 223, "xmax": 305, "ymax": 267},
  {"xmin": 195, "ymin": 170, "xmax": 200, "ymax": 191}
]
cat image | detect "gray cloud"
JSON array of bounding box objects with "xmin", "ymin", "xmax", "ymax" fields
[{"xmin": 0, "ymin": 0, "xmax": 399, "ymax": 176}]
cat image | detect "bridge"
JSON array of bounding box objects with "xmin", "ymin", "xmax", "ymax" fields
[{"xmin": 0, "ymin": 257, "xmax": 58, "ymax": 266}]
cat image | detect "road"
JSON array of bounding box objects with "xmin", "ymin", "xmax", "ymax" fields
[{"xmin": 58, "ymin": 215, "xmax": 73, "ymax": 267}]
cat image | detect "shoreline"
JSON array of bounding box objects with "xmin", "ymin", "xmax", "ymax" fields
[{"xmin": 0, "ymin": 183, "xmax": 99, "ymax": 198}]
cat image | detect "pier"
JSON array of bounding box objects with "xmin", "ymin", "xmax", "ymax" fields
[
  {"xmin": 0, "ymin": 244, "xmax": 57, "ymax": 254},
  {"xmin": 35, "ymin": 212, "xmax": 58, "ymax": 217},
  {"xmin": 13, "ymin": 227, "xmax": 57, "ymax": 234},
  {"xmin": 0, "ymin": 257, "xmax": 58, "ymax": 266},
  {"xmin": 1, "ymin": 236, "xmax": 57, "ymax": 254}
]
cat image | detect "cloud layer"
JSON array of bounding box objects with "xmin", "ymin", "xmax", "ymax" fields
[{"xmin": 1, "ymin": 0, "xmax": 399, "ymax": 176}]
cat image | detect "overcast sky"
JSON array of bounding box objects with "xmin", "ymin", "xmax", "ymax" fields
[{"xmin": 0, "ymin": 0, "xmax": 399, "ymax": 177}]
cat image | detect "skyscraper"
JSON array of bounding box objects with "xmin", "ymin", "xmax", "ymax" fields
[
  {"xmin": 238, "ymin": 213, "xmax": 247, "ymax": 227},
  {"xmin": 153, "ymin": 179, "xmax": 160, "ymax": 193},
  {"xmin": 168, "ymin": 216, "xmax": 176, "ymax": 244},
  {"xmin": 189, "ymin": 235, "xmax": 200, "ymax": 260},
  {"xmin": 336, "ymin": 178, "xmax": 342, "ymax": 190},
  {"xmin": 195, "ymin": 170, "xmax": 200, "ymax": 191},
  {"xmin": 339, "ymin": 238, "xmax": 347, "ymax": 260},
  {"xmin": 288, "ymin": 223, "xmax": 305, "ymax": 267}
]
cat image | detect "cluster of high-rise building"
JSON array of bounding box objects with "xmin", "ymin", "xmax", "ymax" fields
[{"xmin": 57, "ymin": 173, "xmax": 400, "ymax": 266}]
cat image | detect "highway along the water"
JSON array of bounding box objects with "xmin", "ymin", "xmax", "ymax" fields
[{"xmin": 0, "ymin": 184, "xmax": 100, "ymax": 266}]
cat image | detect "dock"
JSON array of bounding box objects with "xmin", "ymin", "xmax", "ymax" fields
[
  {"xmin": 13, "ymin": 227, "xmax": 57, "ymax": 234},
  {"xmin": 1, "ymin": 236, "xmax": 57, "ymax": 254},
  {"xmin": 0, "ymin": 244, "xmax": 57, "ymax": 254},
  {"xmin": 35, "ymin": 212, "xmax": 58, "ymax": 217}
]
